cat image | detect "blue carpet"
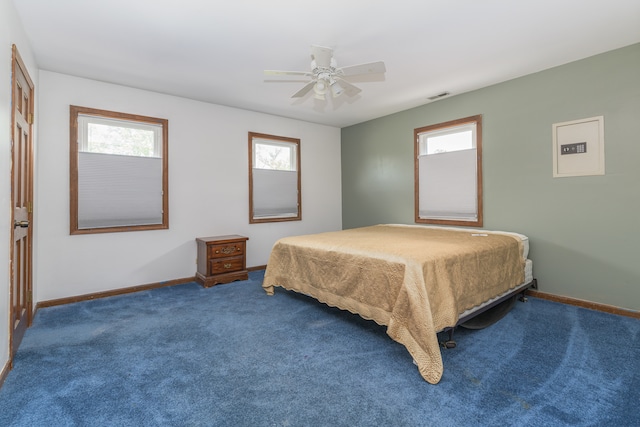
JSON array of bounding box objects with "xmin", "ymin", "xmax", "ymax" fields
[{"xmin": 0, "ymin": 270, "xmax": 638, "ymax": 426}]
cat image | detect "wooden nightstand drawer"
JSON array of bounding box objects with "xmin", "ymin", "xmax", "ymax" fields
[
  {"xmin": 196, "ymin": 235, "xmax": 249, "ymax": 288},
  {"xmin": 209, "ymin": 256, "xmax": 244, "ymax": 275},
  {"xmin": 208, "ymin": 242, "xmax": 245, "ymax": 259}
]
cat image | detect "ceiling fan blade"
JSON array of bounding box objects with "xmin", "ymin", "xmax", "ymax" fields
[
  {"xmin": 339, "ymin": 61, "xmax": 386, "ymax": 77},
  {"xmin": 311, "ymin": 45, "xmax": 333, "ymax": 68},
  {"xmin": 264, "ymin": 70, "xmax": 312, "ymax": 77},
  {"xmin": 291, "ymin": 81, "xmax": 316, "ymax": 98},
  {"xmin": 335, "ymin": 78, "xmax": 361, "ymax": 97}
]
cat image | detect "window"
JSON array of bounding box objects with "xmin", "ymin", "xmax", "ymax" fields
[
  {"xmin": 414, "ymin": 115, "xmax": 482, "ymax": 227},
  {"xmin": 70, "ymin": 106, "xmax": 169, "ymax": 234},
  {"xmin": 248, "ymin": 132, "xmax": 301, "ymax": 223}
]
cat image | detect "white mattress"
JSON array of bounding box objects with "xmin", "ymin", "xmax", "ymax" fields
[{"xmin": 524, "ymin": 258, "xmax": 533, "ymax": 284}]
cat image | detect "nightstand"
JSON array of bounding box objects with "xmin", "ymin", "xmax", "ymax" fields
[{"xmin": 196, "ymin": 235, "xmax": 249, "ymax": 287}]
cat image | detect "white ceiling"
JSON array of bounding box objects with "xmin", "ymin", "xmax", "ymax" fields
[{"xmin": 13, "ymin": 0, "xmax": 640, "ymax": 128}]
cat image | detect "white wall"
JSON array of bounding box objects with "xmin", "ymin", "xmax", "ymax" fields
[
  {"xmin": 36, "ymin": 71, "xmax": 342, "ymax": 302},
  {"xmin": 1, "ymin": 0, "xmax": 38, "ymax": 371}
]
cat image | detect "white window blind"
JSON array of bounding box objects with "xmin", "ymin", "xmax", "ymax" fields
[
  {"xmin": 418, "ymin": 148, "xmax": 477, "ymax": 220},
  {"xmin": 78, "ymin": 152, "xmax": 163, "ymax": 228},
  {"xmin": 251, "ymin": 168, "xmax": 298, "ymax": 218}
]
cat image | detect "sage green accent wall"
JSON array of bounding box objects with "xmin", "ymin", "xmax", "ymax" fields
[{"xmin": 341, "ymin": 43, "xmax": 640, "ymax": 311}]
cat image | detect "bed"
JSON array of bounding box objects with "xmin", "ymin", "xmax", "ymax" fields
[{"xmin": 262, "ymin": 224, "xmax": 534, "ymax": 384}]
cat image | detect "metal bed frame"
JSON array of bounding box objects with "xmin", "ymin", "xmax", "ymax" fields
[{"xmin": 439, "ymin": 278, "xmax": 538, "ymax": 348}]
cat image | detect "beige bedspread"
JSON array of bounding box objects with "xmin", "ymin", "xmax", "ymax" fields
[{"xmin": 262, "ymin": 224, "xmax": 525, "ymax": 384}]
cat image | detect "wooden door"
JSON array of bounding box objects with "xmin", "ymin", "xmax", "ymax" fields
[{"xmin": 10, "ymin": 45, "xmax": 34, "ymax": 365}]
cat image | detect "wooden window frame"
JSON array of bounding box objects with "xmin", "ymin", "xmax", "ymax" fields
[
  {"xmin": 414, "ymin": 115, "xmax": 483, "ymax": 227},
  {"xmin": 70, "ymin": 105, "xmax": 169, "ymax": 234},
  {"xmin": 248, "ymin": 132, "xmax": 301, "ymax": 224}
]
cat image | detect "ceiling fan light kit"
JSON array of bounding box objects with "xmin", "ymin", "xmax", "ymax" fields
[
  {"xmin": 329, "ymin": 80, "xmax": 344, "ymax": 98},
  {"xmin": 265, "ymin": 45, "xmax": 386, "ymax": 101},
  {"xmin": 313, "ymin": 79, "xmax": 328, "ymax": 99}
]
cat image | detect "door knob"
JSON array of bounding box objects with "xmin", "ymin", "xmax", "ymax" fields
[{"xmin": 14, "ymin": 220, "xmax": 29, "ymax": 228}]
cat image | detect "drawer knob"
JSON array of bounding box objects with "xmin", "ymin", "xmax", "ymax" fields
[{"xmin": 224, "ymin": 263, "xmax": 232, "ymax": 269}]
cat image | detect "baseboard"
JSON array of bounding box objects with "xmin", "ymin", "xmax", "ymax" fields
[
  {"xmin": 35, "ymin": 269, "xmax": 268, "ymax": 312},
  {"xmin": 37, "ymin": 276, "xmax": 197, "ymax": 309},
  {"xmin": 526, "ymin": 289, "xmax": 640, "ymax": 319},
  {"xmin": 0, "ymin": 359, "xmax": 10, "ymax": 389}
]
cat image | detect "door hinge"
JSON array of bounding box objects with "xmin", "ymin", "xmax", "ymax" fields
[
  {"xmin": 28, "ymin": 113, "xmax": 34, "ymax": 125},
  {"xmin": 28, "ymin": 201, "xmax": 33, "ymax": 213}
]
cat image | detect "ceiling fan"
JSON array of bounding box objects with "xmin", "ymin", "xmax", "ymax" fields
[{"xmin": 264, "ymin": 45, "xmax": 386, "ymax": 100}]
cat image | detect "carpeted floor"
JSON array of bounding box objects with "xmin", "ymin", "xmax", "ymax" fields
[{"xmin": 0, "ymin": 270, "xmax": 638, "ymax": 426}]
